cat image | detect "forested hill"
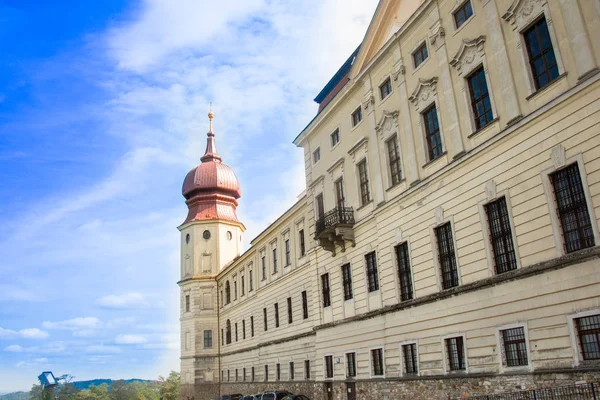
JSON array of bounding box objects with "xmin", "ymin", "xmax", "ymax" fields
[
  {"xmin": 0, "ymin": 392, "xmax": 28, "ymax": 400},
  {"xmin": 70, "ymin": 379, "xmax": 152, "ymax": 390}
]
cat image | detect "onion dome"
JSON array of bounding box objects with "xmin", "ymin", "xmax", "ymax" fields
[{"xmin": 181, "ymin": 109, "xmax": 242, "ymax": 225}]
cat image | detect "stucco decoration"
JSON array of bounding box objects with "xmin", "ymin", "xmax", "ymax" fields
[
  {"xmin": 363, "ymin": 94, "xmax": 375, "ymax": 111},
  {"xmin": 409, "ymin": 77, "xmax": 438, "ymax": 112},
  {"xmin": 551, "ymin": 145, "xmax": 566, "ymax": 169},
  {"xmin": 393, "ymin": 63, "xmax": 406, "ymax": 81},
  {"xmin": 348, "ymin": 137, "xmax": 369, "ymax": 162},
  {"xmin": 502, "ymin": 0, "xmax": 547, "ymax": 31},
  {"xmin": 450, "ymin": 36, "xmax": 487, "ymax": 77},
  {"xmin": 375, "ymin": 110, "xmax": 400, "ymax": 136},
  {"xmin": 429, "ymin": 20, "xmax": 446, "ymax": 50}
]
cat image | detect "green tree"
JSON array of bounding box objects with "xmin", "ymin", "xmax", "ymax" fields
[
  {"xmin": 56, "ymin": 383, "xmax": 80, "ymax": 400},
  {"xmin": 158, "ymin": 372, "xmax": 179, "ymax": 400}
]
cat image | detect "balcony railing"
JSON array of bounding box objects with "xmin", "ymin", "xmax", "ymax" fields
[{"xmin": 315, "ymin": 206, "xmax": 355, "ymax": 237}]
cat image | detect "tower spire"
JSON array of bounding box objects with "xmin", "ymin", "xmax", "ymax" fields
[{"xmin": 201, "ymin": 105, "xmax": 222, "ymax": 163}]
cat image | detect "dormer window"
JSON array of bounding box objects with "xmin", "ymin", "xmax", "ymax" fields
[{"xmin": 351, "ymin": 106, "xmax": 363, "ymax": 127}]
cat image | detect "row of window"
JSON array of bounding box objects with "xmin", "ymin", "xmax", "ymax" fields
[
  {"xmin": 222, "ymin": 291, "xmax": 310, "ymax": 345},
  {"xmin": 320, "ymin": 162, "xmax": 595, "ymax": 307},
  {"xmin": 222, "ymin": 360, "xmax": 312, "ymax": 383}
]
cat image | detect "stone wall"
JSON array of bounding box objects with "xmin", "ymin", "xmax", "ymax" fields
[
  {"xmin": 220, "ymin": 381, "xmax": 323, "ymax": 399},
  {"xmin": 181, "ymin": 383, "xmax": 220, "ymax": 400}
]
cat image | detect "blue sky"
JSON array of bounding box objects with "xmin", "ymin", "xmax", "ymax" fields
[{"xmin": 0, "ymin": 0, "xmax": 378, "ymax": 393}]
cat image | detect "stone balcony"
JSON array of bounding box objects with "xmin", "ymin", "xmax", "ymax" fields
[{"xmin": 315, "ymin": 206, "xmax": 356, "ymax": 256}]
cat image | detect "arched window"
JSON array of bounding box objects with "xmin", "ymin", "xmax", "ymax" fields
[
  {"xmin": 225, "ymin": 281, "xmax": 231, "ymax": 304},
  {"xmin": 226, "ymin": 320, "xmax": 232, "ymax": 345}
]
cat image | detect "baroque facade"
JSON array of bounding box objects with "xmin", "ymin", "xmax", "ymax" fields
[{"xmin": 178, "ymin": 0, "xmax": 600, "ymax": 399}]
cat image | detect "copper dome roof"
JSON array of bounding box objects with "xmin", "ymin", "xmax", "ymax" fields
[{"xmin": 182, "ymin": 161, "xmax": 241, "ymax": 199}]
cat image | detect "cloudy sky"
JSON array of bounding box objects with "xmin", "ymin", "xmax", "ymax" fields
[{"xmin": 0, "ymin": 0, "xmax": 378, "ymax": 393}]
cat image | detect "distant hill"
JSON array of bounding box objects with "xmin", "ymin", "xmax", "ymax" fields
[
  {"xmin": 0, "ymin": 392, "xmax": 28, "ymax": 400},
  {"xmin": 0, "ymin": 379, "xmax": 155, "ymax": 400}
]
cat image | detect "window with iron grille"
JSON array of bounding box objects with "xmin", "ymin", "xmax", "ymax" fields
[
  {"xmin": 330, "ymin": 129, "xmax": 340, "ymax": 147},
  {"xmin": 204, "ymin": 330, "xmax": 212, "ymax": 348},
  {"xmin": 335, "ymin": 179, "xmax": 345, "ymax": 208},
  {"xmin": 413, "ymin": 42, "xmax": 428, "ymax": 68},
  {"xmin": 226, "ymin": 320, "xmax": 231, "ymax": 344},
  {"xmin": 299, "ymin": 229, "xmax": 306, "ymax": 257},
  {"xmin": 252, "ymin": 366, "xmax": 255, "ymax": 381},
  {"xmin": 302, "ymin": 291, "xmax": 309, "ymax": 319},
  {"xmin": 379, "ymin": 77, "xmax": 392, "ymax": 99},
  {"xmin": 235, "ymin": 369, "xmax": 238, "ymax": 382},
  {"xmin": 386, "ymin": 136, "xmax": 402, "ymax": 186},
  {"xmin": 524, "ymin": 17, "xmax": 559, "ymax": 90},
  {"xmin": 365, "ymin": 252, "xmax": 379, "ymax": 292},
  {"xmin": 287, "ymin": 297, "xmax": 293, "ymax": 324},
  {"xmin": 241, "ymin": 275, "xmax": 245, "ymax": 296},
  {"xmin": 185, "ymin": 295, "xmax": 190, "ymax": 312},
  {"xmin": 324, "ymin": 355, "xmax": 334, "ymax": 378},
  {"xmin": 351, "ymin": 106, "xmax": 363, "ymax": 127},
  {"xmin": 321, "ymin": 273, "xmax": 331, "ymax": 308},
  {"xmin": 357, "ymin": 160, "xmax": 371, "ymax": 205},
  {"xmin": 276, "ymin": 363, "xmax": 281, "ymax": 381},
  {"xmin": 261, "ymin": 256, "xmax": 266, "ymax": 280},
  {"xmin": 341, "ymin": 264, "xmax": 353, "ymax": 301},
  {"xmin": 272, "ymin": 248, "xmax": 278, "ymax": 273},
  {"xmin": 263, "ymin": 308, "xmax": 268, "ymax": 331},
  {"xmin": 249, "ymin": 270, "xmax": 253, "ymax": 291},
  {"xmin": 285, "ymin": 239, "xmax": 291, "ymax": 266},
  {"xmin": 371, "ymin": 348, "xmax": 384, "ymax": 376},
  {"xmin": 501, "ymin": 327, "xmax": 528, "ymax": 367},
  {"xmin": 235, "ymin": 322, "xmax": 238, "ymax": 342},
  {"xmin": 243, "ymin": 367, "xmax": 246, "ymax": 381},
  {"xmin": 264, "ymin": 365, "xmax": 269, "ymax": 381},
  {"xmin": 305, "ymin": 360, "xmax": 311, "ymax": 379},
  {"xmin": 485, "ymin": 197, "xmax": 518, "ymax": 274},
  {"xmin": 250, "ymin": 316, "xmax": 254, "ymax": 337},
  {"xmin": 575, "ymin": 315, "xmax": 600, "ymax": 360},
  {"xmin": 467, "ymin": 66, "xmax": 493, "ymax": 130},
  {"xmin": 290, "ymin": 362, "xmax": 295, "ymax": 380},
  {"xmin": 402, "ymin": 343, "xmax": 418, "ymax": 375},
  {"xmin": 274, "ymin": 303, "xmax": 279, "ymax": 328},
  {"xmin": 242, "ymin": 320, "xmax": 246, "ymax": 339},
  {"xmin": 423, "ymin": 104, "xmax": 443, "ymax": 161},
  {"xmin": 436, "ymin": 223, "xmax": 459, "ymax": 289},
  {"xmin": 346, "ymin": 352, "xmax": 356, "ymax": 377},
  {"xmin": 395, "ymin": 243, "xmax": 414, "ymax": 301},
  {"xmin": 445, "ymin": 337, "xmax": 466, "ymax": 371},
  {"xmin": 313, "ymin": 147, "xmax": 321, "ymax": 164},
  {"xmin": 453, "ymin": 0, "xmax": 473, "ymax": 28},
  {"xmin": 221, "ymin": 329, "xmax": 224, "ymax": 345},
  {"xmin": 551, "ymin": 163, "xmax": 595, "ymax": 253},
  {"xmin": 227, "ymin": 370, "xmax": 230, "ymax": 382}
]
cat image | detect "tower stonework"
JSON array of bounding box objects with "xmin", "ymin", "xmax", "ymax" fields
[{"xmin": 179, "ymin": 111, "xmax": 244, "ymax": 400}]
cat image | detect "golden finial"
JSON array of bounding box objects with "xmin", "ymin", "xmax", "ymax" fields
[{"xmin": 208, "ymin": 103, "xmax": 214, "ymax": 133}]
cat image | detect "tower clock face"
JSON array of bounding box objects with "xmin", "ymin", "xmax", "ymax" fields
[{"xmin": 203, "ymin": 230, "xmax": 211, "ymax": 240}]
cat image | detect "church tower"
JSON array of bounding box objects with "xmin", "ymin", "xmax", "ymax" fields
[{"xmin": 178, "ymin": 110, "xmax": 244, "ymax": 400}]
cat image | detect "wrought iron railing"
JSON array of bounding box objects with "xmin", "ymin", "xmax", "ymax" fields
[
  {"xmin": 315, "ymin": 207, "xmax": 355, "ymax": 237},
  {"xmin": 463, "ymin": 382, "xmax": 599, "ymax": 400}
]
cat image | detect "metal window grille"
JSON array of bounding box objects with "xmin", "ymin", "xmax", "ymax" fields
[
  {"xmin": 302, "ymin": 291, "xmax": 309, "ymax": 319},
  {"xmin": 250, "ymin": 316, "xmax": 254, "ymax": 337},
  {"xmin": 485, "ymin": 197, "xmax": 518, "ymax": 274},
  {"xmin": 276, "ymin": 363, "xmax": 281, "ymax": 381},
  {"xmin": 221, "ymin": 329, "xmax": 224, "ymax": 345},
  {"xmin": 413, "ymin": 43, "xmax": 428, "ymax": 67},
  {"xmin": 365, "ymin": 252, "xmax": 379, "ymax": 292},
  {"xmin": 380, "ymin": 77, "xmax": 392, "ymax": 99},
  {"xmin": 358, "ymin": 160, "xmax": 371, "ymax": 205},
  {"xmin": 299, "ymin": 230, "xmax": 306, "ymax": 256},
  {"xmin": 454, "ymin": 0, "xmax": 473, "ymax": 28},
  {"xmin": 551, "ymin": 163, "xmax": 595, "ymax": 253},
  {"xmin": 251, "ymin": 367, "xmax": 255, "ymax": 382},
  {"xmin": 346, "ymin": 352, "xmax": 357, "ymax": 377},
  {"xmin": 352, "ymin": 106, "xmax": 362, "ymax": 126},
  {"xmin": 321, "ymin": 273, "xmax": 331, "ymax": 307},
  {"xmin": 423, "ymin": 105, "xmax": 443, "ymax": 160},
  {"xmin": 436, "ymin": 223, "xmax": 459, "ymax": 289},
  {"xmin": 235, "ymin": 369, "xmax": 238, "ymax": 382},
  {"xmin": 274, "ymin": 303, "xmax": 279, "ymax": 328},
  {"xmin": 576, "ymin": 315, "xmax": 600, "ymax": 360},
  {"xmin": 242, "ymin": 320, "xmax": 246, "ymax": 339},
  {"xmin": 501, "ymin": 327, "xmax": 528, "ymax": 367},
  {"xmin": 185, "ymin": 295, "xmax": 190, "ymax": 312},
  {"xmin": 264, "ymin": 365, "xmax": 268, "ymax": 381},
  {"xmin": 243, "ymin": 368, "xmax": 246, "ymax": 381},
  {"xmin": 395, "ymin": 243, "xmax": 414, "ymax": 301},
  {"xmin": 263, "ymin": 308, "xmax": 268, "ymax": 331},
  {"xmin": 341, "ymin": 264, "xmax": 353, "ymax": 301},
  {"xmin": 204, "ymin": 330, "xmax": 212, "ymax": 348},
  {"xmin": 371, "ymin": 348, "xmax": 384, "ymax": 376},
  {"xmin": 227, "ymin": 370, "xmax": 230, "ymax": 382},
  {"xmin": 387, "ymin": 136, "xmax": 402, "ymax": 186},
  {"xmin": 325, "ymin": 356, "xmax": 334, "ymax": 378},
  {"xmin": 305, "ymin": 360, "xmax": 310, "ymax": 379},
  {"xmin": 467, "ymin": 66, "xmax": 493, "ymax": 130},
  {"xmin": 403, "ymin": 343, "xmax": 418, "ymax": 375},
  {"xmin": 226, "ymin": 320, "xmax": 231, "ymax": 344},
  {"xmin": 287, "ymin": 297, "xmax": 293, "ymax": 324},
  {"xmin": 272, "ymin": 248, "xmax": 278, "ymax": 273},
  {"xmin": 524, "ymin": 17, "xmax": 559, "ymax": 90},
  {"xmin": 235, "ymin": 322, "xmax": 238, "ymax": 342},
  {"xmin": 241, "ymin": 275, "xmax": 245, "ymax": 295},
  {"xmin": 446, "ymin": 337, "xmax": 466, "ymax": 371},
  {"xmin": 335, "ymin": 179, "xmax": 345, "ymax": 208},
  {"xmin": 290, "ymin": 362, "xmax": 295, "ymax": 380}
]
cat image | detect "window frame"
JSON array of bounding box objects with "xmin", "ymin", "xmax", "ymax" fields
[
  {"xmin": 412, "ymin": 41, "xmax": 429, "ymax": 69},
  {"xmin": 274, "ymin": 303, "xmax": 279, "ymax": 328},
  {"xmin": 345, "ymin": 351, "xmax": 357, "ymax": 378},
  {"xmin": 386, "ymin": 135, "xmax": 403, "ymax": 187},
  {"xmin": 289, "ymin": 361, "xmax": 295, "ymax": 381},
  {"xmin": 433, "ymin": 221, "xmax": 460, "ymax": 290},
  {"xmin": 287, "ymin": 296, "xmax": 293, "ymax": 324},
  {"xmin": 302, "ymin": 290, "xmax": 309, "ymax": 319},
  {"xmin": 379, "ymin": 76, "xmax": 393, "ymax": 101},
  {"xmin": 399, "ymin": 341, "xmax": 419, "ymax": 377},
  {"xmin": 442, "ymin": 334, "xmax": 468, "ymax": 373},
  {"xmin": 351, "ymin": 105, "xmax": 363, "ymax": 128},
  {"xmin": 285, "ymin": 238, "xmax": 291, "ymax": 266},
  {"xmin": 422, "ymin": 104, "xmax": 444, "ymax": 162},
  {"xmin": 568, "ymin": 309, "xmax": 600, "ymax": 366},
  {"xmin": 250, "ymin": 315, "xmax": 254, "ymax": 337},
  {"xmin": 185, "ymin": 294, "xmax": 190, "ymax": 313},
  {"xmin": 523, "ymin": 16, "xmax": 560, "ymax": 91},
  {"xmin": 341, "ymin": 263, "xmax": 353, "ymax": 301},
  {"xmin": 324, "ymin": 354, "xmax": 334, "ymax": 379},
  {"xmin": 203, "ymin": 330, "xmax": 212, "ymax": 348},
  {"xmin": 453, "ymin": 0, "xmax": 474, "ymax": 30},
  {"xmin": 272, "ymin": 247, "xmax": 278, "ymax": 274},
  {"xmin": 466, "ymin": 65, "xmax": 494, "ymax": 131},
  {"xmin": 312, "ymin": 147, "xmax": 321, "ymax": 164},
  {"xmin": 394, "ymin": 242, "xmax": 414, "ymax": 301},
  {"xmin": 370, "ymin": 347, "xmax": 385, "ymax": 378},
  {"xmin": 321, "ymin": 273, "xmax": 331, "ymax": 308},
  {"xmin": 365, "ymin": 251, "xmax": 380, "ymax": 293},
  {"xmin": 330, "ymin": 128, "xmax": 340, "ymax": 148},
  {"xmin": 263, "ymin": 307, "xmax": 268, "ymax": 331},
  {"xmin": 495, "ymin": 323, "xmax": 532, "ymax": 372},
  {"xmin": 357, "ymin": 159, "xmax": 371, "ymax": 206},
  {"xmin": 299, "ymin": 229, "xmax": 306, "ymax": 257},
  {"xmin": 304, "ymin": 359, "xmax": 311, "ymax": 380}
]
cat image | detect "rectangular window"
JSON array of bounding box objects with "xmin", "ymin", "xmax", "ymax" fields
[
  {"xmin": 302, "ymin": 291, "xmax": 309, "ymax": 319},
  {"xmin": 379, "ymin": 77, "xmax": 392, "ymax": 99},
  {"xmin": 274, "ymin": 303, "xmax": 279, "ymax": 328},
  {"xmin": 251, "ymin": 366, "xmax": 255, "ymax": 382},
  {"xmin": 289, "ymin": 362, "xmax": 295, "ymax": 380},
  {"xmin": 272, "ymin": 248, "xmax": 278, "ymax": 273},
  {"xmin": 227, "ymin": 370, "xmax": 230, "ymax": 382},
  {"xmin": 324, "ymin": 355, "xmax": 334, "ymax": 378},
  {"xmin": 276, "ymin": 363, "xmax": 281, "ymax": 381},
  {"xmin": 446, "ymin": 337, "xmax": 466, "ymax": 371},
  {"xmin": 299, "ymin": 229, "xmax": 306, "ymax": 257},
  {"xmin": 365, "ymin": 251, "xmax": 379, "ymax": 292},
  {"xmin": 341, "ymin": 263, "xmax": 353, "ymax": 301},
  {"xmin": 402, "ymin": 343, "xmax": 418, "ymax": 375},
  {"xmin": 234, "ymin": 280, "xmax": 237, "ymax": 300},
  {"xmin": 313, "ymin": 147, "xmax": 321, "ymax": 164},
  {"xmin": 551, "ymin": 163, "xmax": 595, "ymax": 253},
  {"xmin": 242, "ymin": 320, "xmax": 246, "ymax": 339},
  {"xmin": 346, "ymin": 352, "xmax": 356, "ymax": 378},
  {"xmin": 235, "ymin": 369, "xmax": 238, "ymax": 382},
  {"xmin": 204, "ymin": 330, "xmax": 212, "ymax": 348},
  {"xmin": 467, "ymin": 66, "xmax": 493, "ymax": 130},
  {"xmin": 501, "ymin": 327, "xmax": 528, "ymax": 367},
  {"xmin": 287, "ymin": 297, "xmax": 293, "ymax": 324},
  {"xmin": 575, "ymin": 315, "xmax": 600, "ymax": 360},
  {"xmin": 524, "ymin": 17, "xmax": 559, "ymax": 90},
  {"xmin": 351, "ymin": 106, "xmax": 363, "ymax": 127},
  {"xmin": 436, "ymin": 223, "xmax": 459, "ymax": 289},
  {"xmin": 321, "ymin": 273, "xmax": 331, "ymax": 308},
  {"xmin": 250, "ymin": 316, "xmax": 254, "ymax": 337},
  {"xmin": 485, "ymin": 197, "xmax": 518, "ymax": 274},
  {"xmin": 395, "ymin": 243, "xmax": 414, "ymax": 301},
  {"xmin": 263, "ymin": 308, "xmax": 268, "ymax": 331},
  {"xmin": 305, "ymin": 360, "xmax": 311, "ymax": 379},
  {"xmin": 285, "ymin": 239, "xmax": 291, "ymax": 266},
  {"xmin": 315, "ymin": 193, "xmax": 325, "ymax": 220},
  {"xmin": 358, "ymin": 159, "xmax": 371, "ymax": 205},
  {"xmin": 221, "ymin": 328, "xmax": 224, "ymax": 345},
  {"xmin": 371, "ymin": 348, "xmax": 384, "ymax": 376},
  {"xmin": 423, "ymin": 104, "xmax": 443, "ymax": 161},
  {"xmin": 249, "ymin": 270, "xmax": 253, "ymax": 291},
  {"xmin": 413, "ymin": 42, "xmax": 428, "ymax": 68},
  {"xmin": 241, "ymin": 275, "xmax": 245, "ymax": 296},
  {"xmin": 243, "ymin": 367, "xmax": 246, "ymax": 381},
  {"xmin": 261, "ymin": 256, "xmax": 266, "ymax": 280},
  {"xmin": 264, "ymin": 365, "xmax": 269, "ymax": 382},
  {"xmin": 185, "ymin": 295, "xmax": 190, "ymax": 312},
  {"xmin": 335, "ymin": 179, "xmax": 345, "ymax": 208},
  {"xmin": 235, "ymin": 322, "xmax": 238, "ymax": 342},
  {"xmin": 330, "ymin": 128, "xmax": 340, "ymax": 147},
  {"xmin": 386, "ymin": 136, "xmax": 402, "ymax": 186},
  {"xmin": 453, "ymin": 0, "xmax": 473, "ymax": 28}
]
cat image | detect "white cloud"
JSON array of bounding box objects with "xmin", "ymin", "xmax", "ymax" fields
[
  {"xmin": 4, "ymin": 345, "xmax": 23, "ymax": 352},
  {"xmin": 95, "ymin": 292, "xmax": 152, "ymax": 309},
  {"xmin": 0, "ymin": 327, "xmax": 49, "ymax": 340},
  {"xmin": 43, "ymin": 317, "xmax": 101, "ymax": 330},
  {"xmin": 115, "ymin": 334, "xmax": 147, "ymax": 344}
]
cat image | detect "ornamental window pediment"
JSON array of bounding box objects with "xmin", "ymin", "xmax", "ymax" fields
[
  {"xmin": 449, "ymin": 36, "xmax": 486, "ymax": 77},
  {"xmin": 409, "ymin": 77, "xmax": 438, "ymax": 113}
]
